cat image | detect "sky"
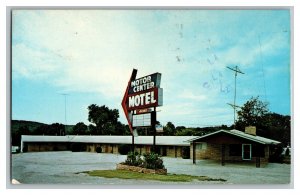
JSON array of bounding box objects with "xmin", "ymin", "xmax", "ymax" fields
[{"xmin": 11, "ymin": 9, "xmax": 291, "ymax": 127}]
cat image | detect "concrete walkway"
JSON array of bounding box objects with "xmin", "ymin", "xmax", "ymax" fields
[{"xmin": 11, "ymin": 151, "xmax": 291, "ymax": 186}]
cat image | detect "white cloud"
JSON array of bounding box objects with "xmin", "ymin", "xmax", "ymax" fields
[{"xmin": 12, "ymin": 10, "xmax": 291, "ymax": 125}]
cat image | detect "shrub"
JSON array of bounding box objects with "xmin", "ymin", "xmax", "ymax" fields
[
  {"xmin": 123, "ymin": 152, "xmax": 165, "ymax": 170},
  {"xmin": 118, "ymin": 144, "xmax": 131, "ymax": 155},
  {"xmin": 96, "ymin": 146, "xmax": 102, "ymax": 153},
  {"xmin": 124, "ymin": 151, "xmax": 143, "ymax": 166},
  {"xmin": 182, "ymin": 146, "xmax": 190, "ymax": 159},
  {"xmin": 142, "ymin": 152, "xmax": 165, "ymax": 169},
  {"xmin": 269, "ymin": 146, "xmax": 284, "ymax": 163}
]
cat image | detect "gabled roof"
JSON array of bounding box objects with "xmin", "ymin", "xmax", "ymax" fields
[
  {"xmin": 21, "ymin": 135, "xmax": 197, "ymax": 146},
  {"xmin": 186, "ymin": 129, "xmax": 281, "ymax": 145}
]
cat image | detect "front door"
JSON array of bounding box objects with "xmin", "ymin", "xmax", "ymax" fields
[{"xmin": 242, "ymin": 144, "xmax": 252, "ymax": 160}]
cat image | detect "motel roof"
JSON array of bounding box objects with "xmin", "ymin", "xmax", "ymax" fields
[
  {"xmin": 21, "ymin": 135, "xmax": 197, "ymax": 146},
  {"xmin": 187, "ymin": 129, "xmax": 281, "ymax": 145}
]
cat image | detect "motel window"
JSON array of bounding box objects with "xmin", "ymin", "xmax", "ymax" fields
[
  {"xmin": 229, "ymin": 144, "xmax": 242, "ymax": 156},
  {"xmin": 196, "ymin": 143, "xmax": 207, "ymax": 150}
]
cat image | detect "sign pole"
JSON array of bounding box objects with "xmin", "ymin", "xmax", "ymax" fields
[
  {"xmin": 152, "ymin": 107, "xmax": 157, "ymax": 153},
  {"xmin": 132, "ymin": 132, "xmax": 135, "ymax": 153}
]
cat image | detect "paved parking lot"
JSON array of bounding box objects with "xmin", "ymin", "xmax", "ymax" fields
[{"xmin": 10, "ymin": 151, "xmax": 291, "ymax": 187}]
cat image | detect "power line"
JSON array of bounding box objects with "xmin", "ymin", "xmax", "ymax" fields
[{"xmin": 227, "ymin": 66, "xmax": 244, "ymax": 127}]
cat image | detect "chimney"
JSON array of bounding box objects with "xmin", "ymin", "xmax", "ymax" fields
[{"xmin": 245, "ymin": 126, "xmax": 256, "ymax": 136}]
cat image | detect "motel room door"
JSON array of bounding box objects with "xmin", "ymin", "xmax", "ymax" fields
[{"xmin": 242, "ymin": 144, "xmax": 252, "ymax": 160}]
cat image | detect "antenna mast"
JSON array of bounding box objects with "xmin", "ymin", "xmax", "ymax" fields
[
  {"xmin": 60, "ymin": 93, "xmax": 69, "ymax": 135},
  {"xmin": 227, "ymin": 66, "xmax": 244, "ymax": 128}
]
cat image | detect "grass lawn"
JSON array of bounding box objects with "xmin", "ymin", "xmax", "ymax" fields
[{"xmin": 83, "ymin": 170, "xmax": 226, "ymax": 182}]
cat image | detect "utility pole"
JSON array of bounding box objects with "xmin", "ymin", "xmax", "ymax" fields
[
  {"xmin": 60, "ymin": 93, "xmax": 69, "ymax": 135},
  {"xmin": 227, "ymin": 66, "xmax": 244, "ymax": 128}
]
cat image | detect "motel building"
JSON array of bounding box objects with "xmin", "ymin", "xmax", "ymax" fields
[{"xmin": 20, "ymin": 127, "xmax": 281, "ymax": 168}]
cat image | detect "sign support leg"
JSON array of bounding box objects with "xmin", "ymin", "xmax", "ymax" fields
[
  {"xmin": 152, "ymin": 108, "xmax": 157, "ymax": 153},
  {"xmin": 132, "ymin": 133, "xmax": 135, "ymax": 153}
]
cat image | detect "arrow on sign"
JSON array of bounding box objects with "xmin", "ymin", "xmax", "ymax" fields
[{"xmin": 121, "ymin": 69, "xmax": 137, "ymax": 135}]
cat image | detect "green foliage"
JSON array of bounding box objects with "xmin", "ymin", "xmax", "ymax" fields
[
  {"xmin": 163, "ymin": 122, "xmax": 176, "ymax": 135},
  {"xmin": 262, "ymin": 113, "xmax": 291, "ymax": 146},
  {"xmin": 236, "ymin": 96, "xmax": 291, "ymax": 146},
  {"xmin": 96, "ymin": 146, "xmax": 102, "ymax": 153},
  {"xmin": 182, "ymin": 146, "xmax": 190, "ymax": 159},
  {"xmin": 142, "ymin": 152, "xmax": 165, "ymax": 169},
  {"xmin": 87, "ymin": 104, "xmax": 126, "ymax": 135},
  {"xmin": 269, "ymin": 145, "xmax": 284, "ymax": 163},
  {"xmin": 123, "ymin": 152, "xmax": 165, "ymax": 170},
  {"xmin": 32, "ymin": 123, "xmax": 65, "ymax": 136},
  {"xmin": 72, "ymin": 122, "xmax": 88, "ymax": 135},
  {"xmin": 236, "ymin": 96, "xmax": 269, "ymax": 130},
  {"xmin": 124, "ymin": 152, "xmax": 143, "ymax": 166},
  {"xmin": 118, "ymin": 144, "xmax": 131, "ymax": 155},
  {"xmin": 11, "ymin": 120, "xmax": 43, "ymax": 146}
]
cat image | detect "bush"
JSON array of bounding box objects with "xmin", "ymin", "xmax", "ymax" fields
[
  {"xmin": 118, "ymin": 144, "xmax": 131, "ymax": 155},
  {"xmin": 96, "ymin": 146, "xmax": 102, "ymax": 153},
  {"xmin": 123, "ymin": 152, "xmax": 165, "ymax": 170},
  {"xmin": 182, "ymin": 146, "xmax": 190, "ymax": 159},
  {"xmin": 124, "ymin": 152, "xmax": 143, "ymax": 166},
  {"xmin": 142, "ymin": 152, "xmax": 165, "ymax": 169},
  {"xmin": 269, "ymin": 146, "xmax": 284, "ymax": 163}
]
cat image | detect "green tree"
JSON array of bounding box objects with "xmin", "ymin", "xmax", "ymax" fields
[
  {"xmin": 236, "ymin": 96, "xmax": 269, "ymax": 131},
  {"xmin": 12, "ymin": 126, "xmax": 30, "ymax": 146},
  {"xmin": 263, "ymin": 113, "xmax": 291, "ymax": 146},
  {"xmin": 72, "ymin": 122, "xmax": 88, "ymax": 135},
  {"xmin": 33, "ymin": 123, "xmax": 65, "ymax": 135},
  {"xmin": 235, "ymin": 96, "xmax": 291, "ymax": 146},
  {"xmin": 87, "ymin": 104, "xmax": 122, "ymax": 135},
  {"xmin": 163, "ymin": 122, "xmax": 176, "ymax": 135}
]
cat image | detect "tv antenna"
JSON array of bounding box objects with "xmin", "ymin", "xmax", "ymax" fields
[
  {"xmin": 227, "ymin": 66, "xmax": 244, "ymax": 127},
  {"xmin": 60, "ymin": 93, "xmax": 69, "ymax": 135}
]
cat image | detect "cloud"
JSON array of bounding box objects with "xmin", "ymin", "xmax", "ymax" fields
[{"xmin": 12, "ymin": 10, "xmax": 291, "ymax": 125}]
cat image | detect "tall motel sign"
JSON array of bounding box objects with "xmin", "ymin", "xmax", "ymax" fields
[{"xmin": 122, "ymin": 69, "xmax": 163, "ymax": 152}]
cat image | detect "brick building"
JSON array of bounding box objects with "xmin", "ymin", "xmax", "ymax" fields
[
  {"xmin": 187, "ymin": 129, "xmax": 281, "ymax": 167},
  {"xmin": 20, "ymin": 135, "xmax": 196, "ymax": 158}
]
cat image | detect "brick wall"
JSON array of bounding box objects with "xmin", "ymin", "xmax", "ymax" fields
[{"xmin": 190, "ymin": 142, "xmax": 270, "ymax": 165}]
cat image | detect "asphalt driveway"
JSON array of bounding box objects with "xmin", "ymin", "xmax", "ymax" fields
[{"xmin": 10, "ymin": 151, "xmax": 291, "ymax": 187}]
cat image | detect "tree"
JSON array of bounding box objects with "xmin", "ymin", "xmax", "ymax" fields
[
  {"xmin": 49, "ymin": 123, "xmax": 65, "ymax": 136},
  {"xmin": 235, "ymin": 96, "xmax": 291, "ymax": 146},
  {"xmin": 163, "ymin": 122, "xmax": 176, "ymax": 135},
  {"xmin": 263, "ymin": 113, "xmax": 291, "ymax": 146},
  {"xmin": 87, "ymin": 104, "xmax": 122, "ymax": 135},
  {"xmin": 236, "ymin": 96, "xmax": 269, "ymax": 131},
  {"xmin": 72, "ymin": 122, "xmax": 88, "ymax": 135},
  {"xmin": 12, "ymin": 126, "xmax": 30, "ymax": 146},
  {"xmin": 32, "ymin": 123, "xmax": 65, "ymax": 136}
]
